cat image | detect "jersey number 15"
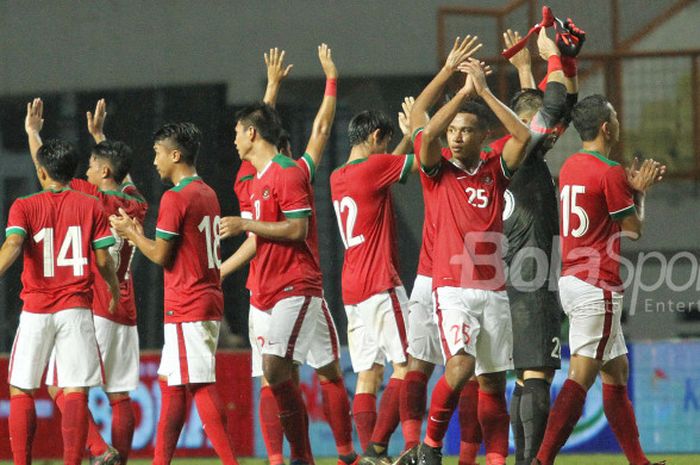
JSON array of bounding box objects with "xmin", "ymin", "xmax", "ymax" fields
[{"xmin": 561, "ymin": 185, "xmax": 590, "ymax": 237}]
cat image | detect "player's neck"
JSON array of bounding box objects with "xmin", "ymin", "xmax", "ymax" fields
[
  {"xmin": 453, "ymin": 151, "xmax": 481, "ymax": 171},
  {"xmin": 40, "ymin": 179, "xmax": 69, "ymax": 191},
  {"xmin": 347, "ymin": 144, "xmax": 372, "ymax": 163},
  {"xmin": 97, "ymin": 178, "xmax": 120, "ymax": 192},
  {"xmin": 581, "ymin": 140, "xmax": 612, "ymax": 157},
  {"xmin": 249, "ymin": 143, "xmax": 278, "ymax": 173},
  {"xmin": 170, "ymin": 166, "xmax": 198, "ymax": 186}
]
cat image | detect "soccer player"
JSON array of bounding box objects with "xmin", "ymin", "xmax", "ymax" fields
[
  {"xmin": 26, "ymin": 99, "xmax": 147, "ymax": 465},
  {"xmin": 1, "ymin": 99, "xmax": 120, "ymax": 465},
  {"xmin": 110, "ymin": 123, "xmax": 239, "ymax": 465},
  {"xmin": 330, "ymin": 104, "xmax": 419, "ymax": 464},
  {"xmin": 498, "ymin": 25, "xmax": 582, "ymax": 465},
  {"xmin": 531, "ymin": 95, "xmax": 665, "ymax": 465},
  {"xmin": 399, "ymin": 57, "xmax": 531, "ymax": 465}
]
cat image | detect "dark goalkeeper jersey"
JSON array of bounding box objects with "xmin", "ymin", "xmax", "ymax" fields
[{"xmin": 501, "ymin": 82, "xmax": 577, "ymax": 290}]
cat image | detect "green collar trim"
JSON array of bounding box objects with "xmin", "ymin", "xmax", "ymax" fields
[{"xmin": 581, "ymin": 150, "xmax": 619, "ymax": 166}]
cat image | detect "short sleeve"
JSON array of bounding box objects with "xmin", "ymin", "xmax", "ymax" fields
[
  {"xmin": 298, "ymin": 153, "xmax": 316, "ymax": 184},
  {"xmin": 92, "ymin": 204, "xmax": 116, "ymax": 250},
  {"xmin": 602, "ymin": 165, "xmax": 636, "ymax": 220},
  {"xmin": 6, "ymin": 200, "xmax": 28, "ymax": 238},
  {"xmin": 412, "ymin": 127, "xmax": 424, "ymax": 160},
  {"xmin": 371, "ymin": 154, "xmax": 414, "ymax": 190},
  {"xmin": 156, "ymin": 191, "xmax": 185, "ymax": 240},
  {"xmin": 122, "ymin": 182, "xmax": 147, "ymax": 203},
  {"xmin": 70, "ymin": 178, "xmax": 100, "ymax": 197},
  {"xmin": 278, "ymin": 167, "xmax": 312, "ymax": 219},
  {"xmin": 234, "ymin": 177, "xmax": 254, "ymax": 220}
]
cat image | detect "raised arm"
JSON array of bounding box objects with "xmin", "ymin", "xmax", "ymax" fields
[
  {"xmin": 410, "ymin": 35, "xmax": 482, "ymax": 134},
  {"xmin": 24, "ymin": 98, "xmax": 44, "ymax": 166},
  {"xmin": 220, "ymin": 235, "xmax": 256, "ymax": 280},
  {"xmin": 392, "ymin": 97, "xmax": 416, "ymax": 161},
  {"xmin": 303, "ymin": 43, "xmax": 337, "ymax": 167},
  {"xmin": 460, "ymin": 59, "xmax": 531, "ymax": 171},
  {"xmin": 262, "ymin": 48, "xmax": 293, "ymax": 108},
  {"xmin": 503, "ymin": 29, "xmax": 536, "ymax": 89},
  {"xmin": 0, "ymin": 234, "xmax": 24, "ymax": 278},
  {"xmin": 87, "ymin": 98, "xmax": 107, "ymax": 143}
]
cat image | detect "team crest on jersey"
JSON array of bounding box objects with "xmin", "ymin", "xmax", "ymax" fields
[
  {"xmin": 481, "ymin": 175, "xmax": 493, "ymax": 185},
  {"xmin": 262, "ymin": 187, "xmax": 271, "ymax": 199}
]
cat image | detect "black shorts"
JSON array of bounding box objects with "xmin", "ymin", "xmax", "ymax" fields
[{"xmin": 508, "ymin": 286, "xmax": 563, "ymax": 371}]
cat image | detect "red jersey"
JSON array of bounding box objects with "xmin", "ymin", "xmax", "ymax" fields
[
  {"xmin": 249, "ymin": 154, "xmax": 323, "ymax": 310},
  {"xmin": 413, "ymin": 129, "xmax": 452, "ymax": 278},
  {"xmin": 5, "ymin": 188, "xmax": 115, "ymax": 313},
  {"xmin": 559, "ymin": 150, "xmax": 635, "ymax": 290},
  {"xmin": 330, "ymin": 153, "xmax": 413, "ymax": 304},
  {"xmin": 424, "ymin": 143, "xmax": 512, "ymax": 291},
  {"xmin": 234, "ymin": 160, "xmax": 258, "ymax": 296},
  {"xmin": 155, "ymin": 176, "xmax": 224, "ymax": 323},
  {"xmin": 69, "ymin": 179, "xmax": 147, "ymax": 325}
]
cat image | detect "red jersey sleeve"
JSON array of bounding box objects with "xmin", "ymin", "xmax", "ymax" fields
[
  {"xmin": 278, "ymin": 167, "xmax": 312, "ymax": 219},
  {"xmin": 297, "ymin": 153, "xmax": 317, "ymax": 184},
  {"xmin": 6, "ymin": 200, "xmax": 29, "ymax": 238},
  {"xmin": 370, "ymin": 154, "xmax": 414, "ymax": 190},
  {"xmin": 155, "ymin": 191, "xmax": 185, "ymax": 240},
  {"xmin": 602, "ymin": 165, "xmax": 636, "ymax": 220},
  {"xmin": 92, "ymin": 204, "xmax": 116, "ymax": 250},
  {"xmin": 70, "ymin": 178, "xmax": 100, "ymax": 197}
]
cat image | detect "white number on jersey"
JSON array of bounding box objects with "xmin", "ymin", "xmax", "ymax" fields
[
  {"xmin": 198, "ymin": 215, "xmax": 222, "ymax": 269},
  {"xmin": 33, "ymin": 226, "xmax": 88, "ymax": 277},
  {"xmin": 333, "ymin": 196, "xmax": 365, "ymax": 249},
  {"xmin": 465, "ymin": 187, "xmax": 489, "ymax": 208},
  {"xmin": 561, "ymin": 185, "xmax": 590, "ymax": 237}
]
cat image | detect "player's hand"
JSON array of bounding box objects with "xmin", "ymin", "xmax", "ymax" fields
[
  {"xmin": 318, "ymin": 43, "xmax": 337, "ymax": 79},
  {"xmin": 444, "ymin": 35, "xmax": 483, "ymax": 73},
  {"xmin": 503, "ymin": 29, "xmax": 531, "ymax": 69},
  {"xmin": 219, "ymin": 216, "xmax": 246, "ymax": 239},
  {"xmin": 626, "ymin": 158, "xmax": 666, "ymax": 192},
  {"xmin": 25, "ymin": 98, "xmax": 44, "ymax": 135},
  {"xmin": 87, "ymin": 98, "xmax": 107, "ymax": 142},
  {"xmin": 398, "ymin": 96, "xmax": 416, "ymax": 136},
  {"xmin": 109, "ymin": 208, "xmax": 138, "ymax": 239},
  {"xmin": 555, "ymin": 17, "xmax": 586, "ymax": 57},
  {"xmin": 265, "ymin": 47, "xmax": 293, "ymax": 85},
  {"xmin": 537, "ymin": 27, "xmax": 560, "ymax": 61},
  {"xmin": 457, "ymin": 59, "xmax": 490, "ymax": 96}
]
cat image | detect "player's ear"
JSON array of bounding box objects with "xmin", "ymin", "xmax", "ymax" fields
[
  {"xmin": 370, "ymin": 128, "xmax": 382, "ymax": 146},
  {"xmin": 171, "ymin": 149, "xmax": 182, "ymax": 163},
  {"xmin": 101, "ymin": 163, "xmax": 111, "ymax": 180},
  {"xmin": 601, "ymin": 121, "xmax": 611, "ymax": 139},
  {"xmin": 247, "ymin": 125, "xmax": 257, "ymax": 142}
]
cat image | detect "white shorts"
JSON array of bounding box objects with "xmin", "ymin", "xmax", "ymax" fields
[
  {"xmin": 345, "ymin": 286, "xmax": 410, "ymax": 373},
  {"xmin": 9, "ymin": 309, "xmax": 102, "ymax": 390},
  {"xmin": 158, "ymin": 321, "xmax": 220, "ymax": 386},
  {"xmin": 434, "ymin": 287, "xmax": 513, "ymax": 376},
  {"xmin": 559, "ymin": 276, "xmax": 628, "ymax": 363},
  {"xmin": 47, "ymin": 316, "xmax": 140, "ymax": 393},
  {"xmin": 259, "ymin": 296, "xmax": 339, "ymax": 370},
  {"xmin": 407, "ymin": 275, "xmax": 442, "ymax": 365}
]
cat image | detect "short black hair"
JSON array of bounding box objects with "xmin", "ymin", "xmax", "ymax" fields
[
  {"xmin": 572, "ymin": 94, "xmax": 613, "ymax": 141},
  {"xmin": 235, "ymin": 102, "xmax": 284, "ymax": 146},
  {"xmin": 456, "ymin": 101, "xmax": 491, "ymax": 131},
  {"xmin": 276, "ymin": 129, "xmax": 291, "ymax": 154},
  {"xmin": 36, "ymin": 139, "xmax": 78, "ymax": 184},
  {"xmin": 92, "ymin": 140, "xmax": 133, "ymax": 184},
  {"xmin": 348, "ymin": 110, "xmax": 394, "ymax": 146},
  {"xmin": 153, "ymin": 122, "xmax": 202, "ymax": 165},
  {"xmin": 510, "ymin": 88, "xmax": 544, "ymax": 117}
]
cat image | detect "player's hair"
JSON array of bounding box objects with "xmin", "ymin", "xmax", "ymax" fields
[
  {"xmin": 153, "ymin": 122, "xmax": 202, "ymax": 165},
  {"xmin": 36, "ymin": 139, "xmax": 78, "ymax": 184},
  {"xmin": 235, "ymin": 102, "xmax": 284, "ymax": 146},
  {"xmin": 348, "ymin": 110, "xmax": 394, "ymax": 146},
  {"xmin": 91, "ymin": 140, "xmax": 133, "ymax": 184},
  {"xmin": 571, "ymin": 94, "xmax": 612, "ymax": 141},
  {"xmin": 276, "ymin": 129, "xmax": 291, "ymax": 154},
  {"xmin": 456, "ymin": 101, "xmax": 491, "ymax": 131},
  {"xmin": 510, "ymin": 88, "xmax": 544, "ymax": 116}
]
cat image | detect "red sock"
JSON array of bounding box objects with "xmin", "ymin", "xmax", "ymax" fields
[
  {"xmin": 425, "ymin": 376, "xmax": 460, "ymax": 448},
  {"xmin": 603, "ymin": 384, "xmax": 649, "ymax": 465},
  {"xmin": 153, "ymin": 380, "xmax": 187, "ymax": 465},
  {"xmin": 400, "ymin": 371, "xmax": 428, "ymax": 450},
  {"xmin": 191, "ymin": 384, "xmax": 239, "ymax": 465},
  {"xmin": 62, "ymin": 392, "xmax": 89, "ymax": 465},
  {"xmin": 352, "ymin": 393, "xmax": 377, "ymax": 452},
  {"xmin": 260, "ymin": 386, "xmax": 285, "ymax": 465},
  {"xmin": 110, "ymin": 397, "xmax": 135, "ymax": 464},
  {"xmin": 321, "ymin": 378, "xmax": 355, "ymax": 456},
  {"xmin": 458, "ymin": 380, "xmax": 481, "ymax": 465},
  {"xmin": 55, "ymin": 389, "xmax": 109, "ymax": 457},
  {"xmin": 271, "ymin": 379, "xmax": 311, "ymax": 463},
  {"xmin": 370, "ymin": 378, "xmax": 402, "ymax": 447},
  {"xmin": 478, "ymin": 390, "xmax": 509, "ymax": 465},
  {"xmin": 9, "ymin": 393, "xmax": 36, "ymax": 465},
  {"xmin": 536, "ymin": 379, "xmax": 587, "ymax": 465}
]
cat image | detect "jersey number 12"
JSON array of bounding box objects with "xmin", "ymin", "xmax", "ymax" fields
[{"xmin": 333, "ymin": 196, "xmax": 365, "ymax": 249}]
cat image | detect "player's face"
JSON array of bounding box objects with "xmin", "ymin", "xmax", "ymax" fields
[
  {"xmin": 234, "ymin": 121, "xmax": 251, "ymax": 160},
  {"xmin": 447, "ymin": 113, "xmax": 487, "ymax": 157},
  {"xmin": 85, "ymin": 155, "xmax": 106, "ymax": 186},
  {"xmin": 153, "ymin": 141, "xmax": 175, "ymax": 182},
  {"xmin": 606, "ymin": 103, "xmax": 620, "ymax": 144}
]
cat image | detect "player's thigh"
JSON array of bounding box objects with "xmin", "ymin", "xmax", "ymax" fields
[
  {"xmin": 264, "ymin": 295, "xmax": 321, "ymax": 366},
  {"xmin": 158, "ymin": 320, "xmax": 219, "ymax": 386},
  {"xmin": 345, "ymin": 301, "xmax": 383, "ymax": 373},
  {"xmin": 475, "ymin": 290, "xmax": 514, "ymax": 376},
  {"xmin": 53, "ymin": 308, "xmax": 103, "ymax": 388},
  {"xmin": 306, "ymin": 298, "xmax": 341, "ymax": 371},
  {"xmin": 95, "ymin": 316, "xmax": 140, "ymax": 393},
  {"xmin": 248, "ymin": 305, "xmax": 271, "ymax": 378},
  {"xmin": 376, "ymin": 287, "xmax": 409, "ymax": 365},
  {"xmin": 559, "ymin": 276, "xmax": 627, "ymax": 363},
  {"xmin": 434, "ymin": 286, "xmax": 482, "ymax": 362},
  {"xmin": 9, "ymin": 312, "xmax": 57, "ymax": 390},
  {"xmin": 509, "ymin": 287, "xmax": 563, "ymax": 371},
  {"xmin": 407, "ymin": 276, "xmax": 442, "ymax": 365}
]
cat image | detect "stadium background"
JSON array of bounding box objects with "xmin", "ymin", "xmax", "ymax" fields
[{"xmin": 0, "ymin": 0, "xmax": 698, "ymax": 461}]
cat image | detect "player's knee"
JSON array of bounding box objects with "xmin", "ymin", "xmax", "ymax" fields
[
  {"xmin": 444, "ymin": 353, "xmax": 476, "ymax": 389},
  {"xmin": 262, "ymin": 355, "xmax": 292, "ymax": 385},
  {"xmin": 315, "ymin": 360, "xmax": 342, "ymax": 382},
  {"xmin": 408, "ymin": 357, "xmax": 436, "ymax": 376},
  {"xmin": 477, "ymin": 371, "xmax": 506, "ymax": 393},
  {"xmin": 9, "ymin": 385, "xmax": 35, "ymax": 397}
]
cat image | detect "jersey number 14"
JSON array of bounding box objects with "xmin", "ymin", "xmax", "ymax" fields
[{"xmin": 33, "ymin": 226, "xmax": 88, "ymax": 277}]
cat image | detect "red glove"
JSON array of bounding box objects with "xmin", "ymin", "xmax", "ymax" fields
[{"xmin": 555, "ymin": 18, "xmax": 586, "ymax": 57}]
